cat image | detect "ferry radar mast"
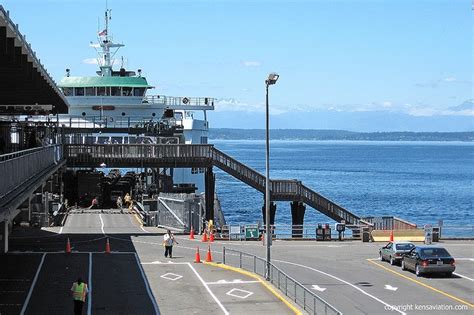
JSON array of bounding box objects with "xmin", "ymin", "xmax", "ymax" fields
[{"xmin": 91, "ymin": 7, "xmax": 124, "ymax": 77}]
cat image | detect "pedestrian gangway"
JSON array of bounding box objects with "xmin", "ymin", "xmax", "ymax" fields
[
  {"xmin": 0, "ymin": 145, "xmax": 65, "ymax": 220},
  {"xmin": 64, "ymin": 144, "xmax": 368, "ymax": 225}
]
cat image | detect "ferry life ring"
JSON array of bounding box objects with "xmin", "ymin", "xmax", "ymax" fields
[{"xmin": 182, "ymin": 97, "xmax": 189, "ymax": 104}]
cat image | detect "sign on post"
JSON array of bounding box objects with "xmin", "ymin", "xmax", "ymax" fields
[
  {"xmin": 229, "ymin": 225, "xmax": 241, "ymax": 240},
  {"xmin": 244, "ymin": 225, "xmax": 259, "ymax": 240}
]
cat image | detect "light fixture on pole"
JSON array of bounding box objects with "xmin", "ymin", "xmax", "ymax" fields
[{"xmin": 265, "ymin": 72, "xmax": 279, "ymax": 280}]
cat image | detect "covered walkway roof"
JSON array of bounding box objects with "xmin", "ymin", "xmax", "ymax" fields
[{"xmin": 0, "ymin": 6, "xmax": 69, "ymax": 115}]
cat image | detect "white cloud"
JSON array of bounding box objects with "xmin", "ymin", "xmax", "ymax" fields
[
  {"xmin": 215, "ymin": 98, "xmax": 474, "ymax": 117},
  {"xmin": 82, "ymin": 58, "xmax": 98, "ymax": 65},
  {"xmin": 241, "ymin": 61, "xmax": 261, "ymax": 67},
  {"xmin": 443, "ymin": 76, "xmax": 457, "ymax": 82}
]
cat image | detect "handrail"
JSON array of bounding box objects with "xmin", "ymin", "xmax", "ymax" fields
[
  {"xmin": 223, "ymin": 247, "xmax": 342, "ymax": 315},
  {"xmin": 0, "ymin": 145, "xmax": 63, "ymax": 199}
]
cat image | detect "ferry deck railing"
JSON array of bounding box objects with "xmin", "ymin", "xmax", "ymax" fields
[
  {"xmin": 0, "ymin": 145, "xmax": 63, "ymax": 200},
  {"xmin": 222, "ymin": 247, "xmax": 342, "ymax": 315},
  {"xmin": 144, "ymin": 95, "xmax": 215, "ymax": 109}
]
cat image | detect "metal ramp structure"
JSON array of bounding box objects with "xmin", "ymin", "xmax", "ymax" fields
[{"xmin": 64, "ymin": 144, "xmax": 369, "ymax": 226}]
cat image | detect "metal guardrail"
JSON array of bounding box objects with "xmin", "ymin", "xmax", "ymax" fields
[
  {"xmin": 0, "ymin": 145, "xmax": 63, "ymax": 199},
  {"xmin": 222, "ymin": 248, "xmax": 342, "ymax": 315}
]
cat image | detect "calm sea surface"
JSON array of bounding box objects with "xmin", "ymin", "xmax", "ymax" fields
[{"xmin": 210, "ymin": 140, "xmax": 473, "ymax": 235}]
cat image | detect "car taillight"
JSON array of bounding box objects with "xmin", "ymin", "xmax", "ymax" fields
[
  {"xmin": 395, "ymin": 253, "xmax": 401, "ymax": 257},
  {"xmin": 421, "ymin": 260, "xmax": 429, "ymax": 267},
  {"xmin": 451, "ymin": 259, "xmax": 455, "ymax": 266}
]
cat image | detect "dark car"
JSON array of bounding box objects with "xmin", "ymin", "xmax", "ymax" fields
[
  {"xmin": 401, "ymin": 246, "xmax": 455, "ymax": 277},
  {"xmin": 379, "ymin": 241, "xmax": 415, "ymax": 265}
]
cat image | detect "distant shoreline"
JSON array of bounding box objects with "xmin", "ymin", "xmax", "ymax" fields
[{"xmin": 209, "ymin": 129, "xmax": 474, "ymax": 142}]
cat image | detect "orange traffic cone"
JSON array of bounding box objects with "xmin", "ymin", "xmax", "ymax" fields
[
  {"xmin": 389, "ymin": 230, "xmax": 394, "ymax": 242},
  {"xmin": 189, "ymin": 227, "xmax": 195, "ymax": 240},
  {"xmin": 194, "ymin": 247, "xmax": 201, "ymax": 263},
  {"xmin": 209, "ymin": 232, "xmax": 215, "ymax": 243},
  {"xmin": 205, "ymin": 245, "xmax": 213, "ymax": 262},
  {"xmin": 201, "ymin": 232, "xmax": 208, "ymax": 242},
  {"xmin": 65, "ymin": 238, "xmax": 71, "ymax": 254},
  {"xmin": 105, "ymin": 238, "xmax": 111, "ymax": 254}
]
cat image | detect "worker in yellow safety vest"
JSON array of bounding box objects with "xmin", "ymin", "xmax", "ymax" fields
[{"xmin": 71, "ymin": 277, "xmax": 88, "ymax": 315}]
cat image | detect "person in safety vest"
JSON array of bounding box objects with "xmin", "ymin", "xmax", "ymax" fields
[{"xmin": 71, "ymin": 277, "xmax": 88, "ymax": 315}]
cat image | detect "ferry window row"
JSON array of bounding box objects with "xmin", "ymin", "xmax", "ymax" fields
[{"xmin": 62, "ymin": 87, "xmax": 145, "ymax": 97}]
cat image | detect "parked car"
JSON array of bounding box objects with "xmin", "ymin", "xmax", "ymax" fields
[
  {"xmin": 379, "ymin": 241, "xmax": 415, "ymax": 265},
  {"xmin": 401, "ymin": 246, "xmax": 455, "ymax": 277}
]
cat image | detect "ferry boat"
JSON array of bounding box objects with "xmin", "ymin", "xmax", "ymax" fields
[{"xmin": 56, "ymin": 8, "xmax": 214, "ymax": 194}]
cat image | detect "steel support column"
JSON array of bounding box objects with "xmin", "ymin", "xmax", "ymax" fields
[
  {"xmin": 204, "ymin": 167, "xmax": 215, "ymax": 222},
  {"xmin": 291, "ymin": 201, "xmax": 306, "ymax": 238}
]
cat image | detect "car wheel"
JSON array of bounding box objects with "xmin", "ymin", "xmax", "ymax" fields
[
  {"xmin": 401, "ymin": 260, "xmax": 406, "ymax": 270},
  {"xmin": 380, "ymin": 252, "xmax": 384, "ymax": 261},
  {"xmin": 390, "ymin": 256, "xmax": 395, "ymax": 265},
  {"xmin": 415, "ymin": 264, "xmax": 422, "ymax": 277}
]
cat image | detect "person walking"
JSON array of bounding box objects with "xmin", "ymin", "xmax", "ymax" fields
[
  {"xmin": 163, "ymin": 229, "xmax": 178, "ymax": 258},
  {"xmin": 116, "ymin": 196, "xmax": 123, "ymax": 209},
  {"xmin": 71, "ymin": 277, "xmax": 88, "ymax": 315}
]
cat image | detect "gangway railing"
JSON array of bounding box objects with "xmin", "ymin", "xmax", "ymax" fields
[
  {"xmin": 222, "ymin": 247, "xmax": 342, "ymax": 315},
  {"xmin": 63, "ymin": 144, "xmax": 369, "ymax": 226},
  {"xmin": 0, "ymin": 145, "xmax": 63, "ymax": 201}
]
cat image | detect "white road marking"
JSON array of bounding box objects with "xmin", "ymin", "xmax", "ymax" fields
[
  {"xmin": 454, "ymin": 258, "xmax": 474, "ymax": 261},
  {"xmin": 20, "ymin": 253, "xmax": 46, "ymax": 315},
  {"xmin": 186, "ymin": 262, "xmax": 229, "ymax": 315},
  {"xmin": 160, "ymin": 273, "xmax": 183, "ymax": 281},
  {"xmin": 384, "ymin": 285, "xmax": 398, "ymax": 291},
  {"xmin": 453, "ymin": 273, "xmax": 474, "ymax": 281},
  {"xmin": 99, "ymin": 214, "xmax": 105, "ymax": 235},
  {"xmin": 226, "ymin": 288, "xmax": 254, "ymax": 299},
  {"xmin": 134, "ymin": 253, "xmax": 160, "ymax": 315},
  {"xmin": 59, "ymin": 226, "xmax": 63, "ymax": 234},
  {"xmin": 88, "ymin": 253, "xmax": 92, "ymax": 315},
  {"xmin": 273, "ymin": 259, "xmax": 407, "ymax": 315},
  {"xmin": 311, "ymin": 285, "xmax": 327, "ymax": 292}
]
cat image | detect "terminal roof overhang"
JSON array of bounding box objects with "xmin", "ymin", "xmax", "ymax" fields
[{"xmin": 0, "ymin": 6, "xmax": 69, "ymax": 115}]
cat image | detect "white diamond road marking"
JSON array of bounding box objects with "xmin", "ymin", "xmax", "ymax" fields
[
  {"xmin": 160, "ymin": 273, "xmax": 183, "ymax": 281},
  {"xmin": 226, "ymin": 288, "xmax": 254, "ymax": 299}
]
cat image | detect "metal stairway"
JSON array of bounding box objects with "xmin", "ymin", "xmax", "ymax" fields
[{"xmin": 211, "ymin": 147, "xmax": 367, "ymax": 225}]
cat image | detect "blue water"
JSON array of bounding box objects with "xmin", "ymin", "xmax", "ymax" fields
[{"xmin": 210, "ymin": 140, "xmax": 473, "ymax": 235}]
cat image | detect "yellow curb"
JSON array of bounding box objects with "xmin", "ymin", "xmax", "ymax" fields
[
  {"xmin": 367, "ymin": 259, "xmax": 474, "ymax": 308},
  {"xmin": 204, "ymin": 261, "xmax": 303, "ymax": 315}
]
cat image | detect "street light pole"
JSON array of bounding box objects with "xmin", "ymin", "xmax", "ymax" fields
[{"xmin": 264, "ymin": 72, "xmax": 279, "ymax": 281}]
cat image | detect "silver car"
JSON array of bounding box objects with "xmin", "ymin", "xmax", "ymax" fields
[{"xmin": 379, "ymin": 241, "xmax": 415, "ymax": 265}]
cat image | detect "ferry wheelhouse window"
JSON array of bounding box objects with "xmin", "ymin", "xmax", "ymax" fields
[
  {"xmin": 62, "ymin": 87, "xmax": 73, "ymax": 96},
  {"xmin": 85, "ymin": 87, "xmax": 96, "ymax": 96},
  {"xmin": 122, "ymin": 87, "xmax": 133, "ymax": 96},
  {"xmin": 74, "ymin": 87, "xmax": 85, "ymax": 96},
  {"xmin": 97, "ymin": 87, "xmax": 110, "ymax": 96},
  {"xmin": 134, "ymin": 88, "xmax": 145, "ymax": 97},
  {"xmin": 111, "ymin": 87, "xmax": 121, "ymax": 96}
]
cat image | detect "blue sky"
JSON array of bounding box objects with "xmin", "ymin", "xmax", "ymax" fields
[{"xmin": 2, "ymin": 0, "xmax": 473, "ymax": 131}]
